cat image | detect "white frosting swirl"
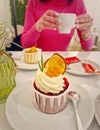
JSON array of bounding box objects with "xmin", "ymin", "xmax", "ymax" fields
[{"xmin": 35, "ymin": 69, "xmax": 65, "ymax": 94}]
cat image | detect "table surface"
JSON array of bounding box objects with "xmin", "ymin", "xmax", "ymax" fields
[{"xmin": 0, "ymin": 51, "xmax": 100, "ymax": 130}]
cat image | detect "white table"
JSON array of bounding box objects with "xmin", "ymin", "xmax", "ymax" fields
[{"xmin": 0, "ymin": 51, "xmax": 100, "ymax": 130}]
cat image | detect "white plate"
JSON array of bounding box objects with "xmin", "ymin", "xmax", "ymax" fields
[
  {"xmin": 67, "ymin": 60, "xmax": 100, "ymax": 76},
  {"xmin": 13, "ymin": 53, "xmax": 49, "ymax": 70},
  {"xmin": 12, "ymin": 52, "xmax": 38, "ymax": 70},
  {"xmin": 15, "ymin": 59, "xmax": 39, "ymax": 70},
  {"xmin": 95, "ymin": 94, "xmax": 100, "ymax": 126},
  {"xmin": 5, "ymin": 80, "xmax": 94, "ymax": 130}
]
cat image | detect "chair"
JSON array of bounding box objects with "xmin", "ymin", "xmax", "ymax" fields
[
  {"xmin": 6, "ymin": 0, "xmax": 24, "ymax": 51},
  {"xmin": 6, "ymin": 34, "xmax": 23, "ymax": 51}
]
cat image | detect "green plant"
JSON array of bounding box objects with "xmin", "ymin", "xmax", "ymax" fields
[
  {"xmin": 10, "ymin": 0, "xmax": 28, "ymax": 26},
  {"xmin": 0, "ymin": 19, "xmax": 12, "ymax": 51},
  {"xmin": 38, "ymin": 55, "xmax": 44, "ymax": 72}
]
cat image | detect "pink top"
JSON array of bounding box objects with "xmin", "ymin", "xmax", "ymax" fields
[{"xmin": 21, "ymin": 0, "xmax": 94, "ymax": 51}]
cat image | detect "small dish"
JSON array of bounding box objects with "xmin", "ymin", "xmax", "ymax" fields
[
  {"xmin": 66, "ymin": 60, "xmax": 100, "ymax": 76},
  {"xmin": 14, "ymin": 59, "xmax": 39, "ymax": 70}
]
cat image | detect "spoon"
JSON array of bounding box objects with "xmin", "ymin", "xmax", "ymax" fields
[{"xmin": 67, "ymin": 91, "xmax": 84, "ymax": 130}]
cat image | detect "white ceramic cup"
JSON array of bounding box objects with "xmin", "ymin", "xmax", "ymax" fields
[{"xmin": 58, "ymin": 13, "xmax": 76, "ymax": 34}]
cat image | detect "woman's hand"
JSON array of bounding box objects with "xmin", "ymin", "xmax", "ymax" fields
[
  {"xmin": 75, "ymin": 14, "xmax": 93, "ymax": 40},
  {"xmin": 35, "ymin": 10, "xmax": 60, "ymax": 32}
]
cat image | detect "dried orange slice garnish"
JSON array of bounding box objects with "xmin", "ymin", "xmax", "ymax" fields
[
  {"xmin": 25, "ymin": 46, "xmax": 37, "ymax": 53},
  {"xmin": 44, "ymin": 53, "xmax": 66, "ymax": 77}
]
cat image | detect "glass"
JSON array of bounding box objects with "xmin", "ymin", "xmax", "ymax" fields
[{"xmin": 0, "ymin": 52, "xmax": 16, "ymax": 103}]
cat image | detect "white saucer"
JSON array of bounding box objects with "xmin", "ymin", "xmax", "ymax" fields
[
  {"xmin": 15, "ymin": 59, "xmax": 39, "ymax": 70},
  {"xmin": 12, "ymin": 52, "xmax": 38, "ymax": 70},
  {"xmin": 95, "ymin": 94, "xmax": 100, "ymax": 126},
  {"xmin": 67, "ymin": 60, "xmax": 100, "ymax": 76},
  {"xmin": 13, "ymin": 52, "xmax": 49, "ymax": 70},
  {"xmin": 5, "ymin": 80, "xmax": 94, "ymax": 130}
]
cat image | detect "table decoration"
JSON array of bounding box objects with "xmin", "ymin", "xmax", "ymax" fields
[
  {"xmin": 0, "ymin": 19, "xmax": 16, "ymax": 103},
  {"xmin": 0, "ymin": 19, "xmax": 13, "ymax": 51}
]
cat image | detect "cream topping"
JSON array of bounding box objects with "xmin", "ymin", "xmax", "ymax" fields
[{"xmin": 35, "ymin": 69, "xmax": 65, "ymax": 94}]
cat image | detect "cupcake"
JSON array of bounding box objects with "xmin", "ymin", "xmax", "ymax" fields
[
  {"xmin": 33, "ymin": 53, "xmax": 70, "ymax": 114},
  {"xmin": 23, "ymin": 46, "xmax": 41, "ymax": 64}
]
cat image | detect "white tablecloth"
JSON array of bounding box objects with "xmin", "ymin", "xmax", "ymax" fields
[{"xmin": 0, "ymin": 51, "xmax": 100, "ymax": 130}]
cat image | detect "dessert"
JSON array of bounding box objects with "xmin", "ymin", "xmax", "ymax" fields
[
  {"xmin": 33, "ymin": 53, "xmax": 70, "ymax": 114},
  {"xmin": 23, "ymin": 46, "xmax": 41, "ymax": 64},
  {"xmin": 81, "ymin": 62, "xmax": 99, "ymax": 73},
  {"xmin": 64, "ymin": 56, "xmax": 80, "ymax": 64},
  {"xmin": 0, "ymin": 52, "xmax": 16, "ymax": 103}
]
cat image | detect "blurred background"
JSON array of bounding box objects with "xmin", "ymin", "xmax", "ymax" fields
[{"xmin": 0, "ymin": 0, "xmax": 100, "ymax": 51}]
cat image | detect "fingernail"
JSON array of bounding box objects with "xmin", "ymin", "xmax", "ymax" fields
[
  {"xmin": 58, "ymin": 19, "xmax": 62, "ymax": 22},
  {"xmin": 59, "ymin": 26, "xmax": 62, "ymax": 29},
  {"xmin": 54, "ymin": 28, "xmax": 56, "ymax": 30},
  {"xmin": 56, "ymin": 13, "xmax": 59, "ymax": 16},
  {"xmin": 75, "ymin": 24, "xmax": 79, "ymax": 28},
  {"xmin": 76, "ymin": 20, "xmax": 79, "ymax": 23}
]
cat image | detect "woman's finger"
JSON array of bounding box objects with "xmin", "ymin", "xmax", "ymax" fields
[
  {"xmin": 46, "ymin": 10, "xmax": 59, "ymax": 17},
  {"xmin": 76, "ymin": 22, "xmax": 93, "ymax": 30},
  {"xmin": 76, "ymin": 14, "xmax": 93, "ymax": 24},
  {"xmin": 43, "ymin": 15, "xmax": 59, "ymax": 25},
  {"xmin": 42, "ymin": 19, "xmax": 58, "ymax": 29}
]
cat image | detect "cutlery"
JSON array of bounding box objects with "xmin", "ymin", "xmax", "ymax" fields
[
  {"xmin": 94, "ymin": 71, "xmax": 100, "ymax": 74},
  {"xmin": 11, "ymin": 41, "xmax": 24, "ymax": 49},
  {"xmin": 6, "ymin": 38, "xmax": 24, "ymax": 49},
  {"xmin": 67, "ymin": 91, "xmax": 84, "ymax": 130}
]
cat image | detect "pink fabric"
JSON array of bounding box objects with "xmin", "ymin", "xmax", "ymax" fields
[{"xmin": 21, "ymin": 0, "xmax": 94, "ymax": 51}]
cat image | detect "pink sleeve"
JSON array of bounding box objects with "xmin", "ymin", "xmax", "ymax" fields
[
  {"xmin": 78, "ymin": 30, "xmax": 94, "ymax": 51},
  {"xmin": 75, "ymin": 0, "xmax": 94, "ymax": 51},
  {"xmin": 75, "ymin": 0, "xmax": 87, "ymax": 15},
  {"xmin": 21, "ymin": 0, "xmax": 41, "ymax": 48}
]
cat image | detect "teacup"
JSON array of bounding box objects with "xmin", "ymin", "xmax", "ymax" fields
[{"xmin": 58, "ymin": 13, "xmax": 76, "ymax": 34}]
